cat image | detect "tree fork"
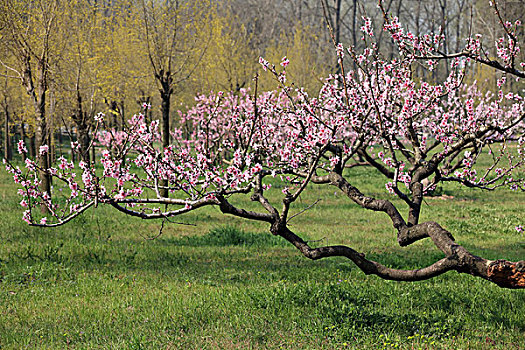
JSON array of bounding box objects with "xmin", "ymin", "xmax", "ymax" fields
[{"xmin": 322, "ymin": 172, "xmax": 525, "ymax": 288}]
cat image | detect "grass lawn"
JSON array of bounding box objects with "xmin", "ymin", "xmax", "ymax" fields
[{"xmin": 0, "ymin": 159, "xmax": 524, "ymax": 349}]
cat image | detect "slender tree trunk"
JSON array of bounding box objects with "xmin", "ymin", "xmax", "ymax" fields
[
  {"xmin": 160, "ymin": 73, "xmax": 172, "ymax": 198},
  {"xmin": 28, "ymin": 126, "xmax": 36, "ymax": 159},
  {"xmin": 77, "ymin": 129, "xmax": 91, "ymax": 164},
  {"xmin": 35, "ymin": 94, "xmax": 51, "ymax": 196},
  {"xmin": 47, "ymin": 128, "xmax": 54, "ymax": 167},
  {"xmin": 352, "ymin": 0, "xmax": 358, "ymax": 69},
  {"xmin": 390, "ymin": 0, "xmax": 403, "ymax": 61},
  {"xmin": 334, "ymin": 0, "xmax": 341, "ymax": 45},
  {"xmin": 20, "ymin": 122, "xmax": 27, "ymax": 162},
  {"xmin": 119, "ymin": 100, "xmax": 125, "ymax": 132},
  {"xmin": 160, "ymin": 82, "xmax": 171, "ymax": 149},
  {"xmin": 75, "ymin": 91, "xmax": 91, "ymax": 164},
  {"xmin": 440, "ymin": 0, "xmax": 450, "ymax": 77},
  {"xmin": 20, "ymin": 53, "xmax": 51, "ymax": 196},
  {"xmin": 48, "ymin": 89, "xmax": 56, "ymax": 164},
  {"xmin": 57, "ymin": 127, "xmax": 63, "ymax": 157},
  {"xmin": 352, "ymin": 0, "xmax": 357, "ymax": 47},
  {"xmin": 3, "ymin": 105, "xmax": 11, "ymax": 161},
  {"xmin": 71, "ymin": 135, "xmax": 76, "ymax": 164},
  {"xmin": 2, "ymin": 69, "xmax": 11, "ymax": 161},
  {"xmin": 161, "ymin": 91, "xmax": 170, "ymax": 148},
  {"xmin": 455, "ymin": 0, "xmax": 466, "ymax": 53}
]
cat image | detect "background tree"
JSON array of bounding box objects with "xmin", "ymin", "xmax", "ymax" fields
[
  {"xmin": 190, "ymin": 8, "xmax": 257, "ymax": 94},
  {"xmin": 0, "ymin": 0, "xmax": 66, "ymax": 195},
  {"xmin": 261, "ymin": 22, "xmax": 331, "ymax": 92},
  {"xmin": 1, "ymin": 69, "xmax": 13, "ymax": 161},
  {"xmin": 140, "ymin": 0, "xmax": 211, "ymax": 197}
]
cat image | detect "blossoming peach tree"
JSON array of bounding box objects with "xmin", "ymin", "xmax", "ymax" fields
[{"xmin": 4, "ymin": 1, "xmax": 525, "ymax": 288}]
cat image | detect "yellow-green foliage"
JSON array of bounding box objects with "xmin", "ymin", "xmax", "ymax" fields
[
  {"xmin": 190, "ymin": 11, "xmax": 258, "ymax": 97},
  {"xmin": 261, "ymin": 23, "xmax": 332, "ymax": 93}
]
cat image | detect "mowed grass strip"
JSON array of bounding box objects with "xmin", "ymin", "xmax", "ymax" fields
[{"xmin": 0, "ymin": 161, "xmax": 524, "ymax": 349}]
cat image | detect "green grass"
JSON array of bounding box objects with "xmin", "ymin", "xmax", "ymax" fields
[{"xmin": 0, "ymin": 159, "xmax": 524, "ymax": 349}]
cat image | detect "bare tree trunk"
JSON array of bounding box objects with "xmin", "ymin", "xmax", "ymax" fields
[
  {"xmin": 3, "ymin": 105, "xmax": 11, "ymax": 161},
  {"xmin": 47, "ymin": 127, "xmax": 54, "ymax": 167},
  {"xmin": 48, "ymin": 91, "xmax": 56, "ymax": 165},
  {"xmin": 74, "ymin": 90, "xmax": 91, "ymax": 164},
  {"xmin": 35, "ymin": 95, "xmax": 51, "ymax": 196},
  {"xmin": 439, "ymin": 0, "xmax": 450, "ymax": 77},
  {"xmin": 390, "ymin": 0, "xmax": 403, "ymax": 61},
  {"xmin": 119, "ymin": 100, "xmax": 125, "ymax": 132},
  {"xmin": 28, "ymin": 126, "xmax": 36, "ymax": 159},
  {"xmin": 334, "ymin": 0, "xmax": 341, "ymax": 44},
  {"xmin": 20, "ymin": 122, "xmax": 27, "ymax": 162},
  {"xmin": 351, "ymin": 0, "xmax": 357, "ymax": 47},
  {"xmin": 159, "ymin": 71, "xmax": 172, "ymax": 198},
  {"xmin": 2, "ymin": 69, "xmax": 11, "ymax": 161},
  {"xmin": 19, "ymin": 51, "xmax": 51, "ymax": 196},
  {"xmin": 71, "ymin": 134, "xmax": 76, "ymax": 164},
  {"xmin": 57, "ymin": 126, "xmax": 63, "ymax": 158},
  {"xmin": 455, "ymin": 0, "xmax": 465, "ymax": 53}
]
